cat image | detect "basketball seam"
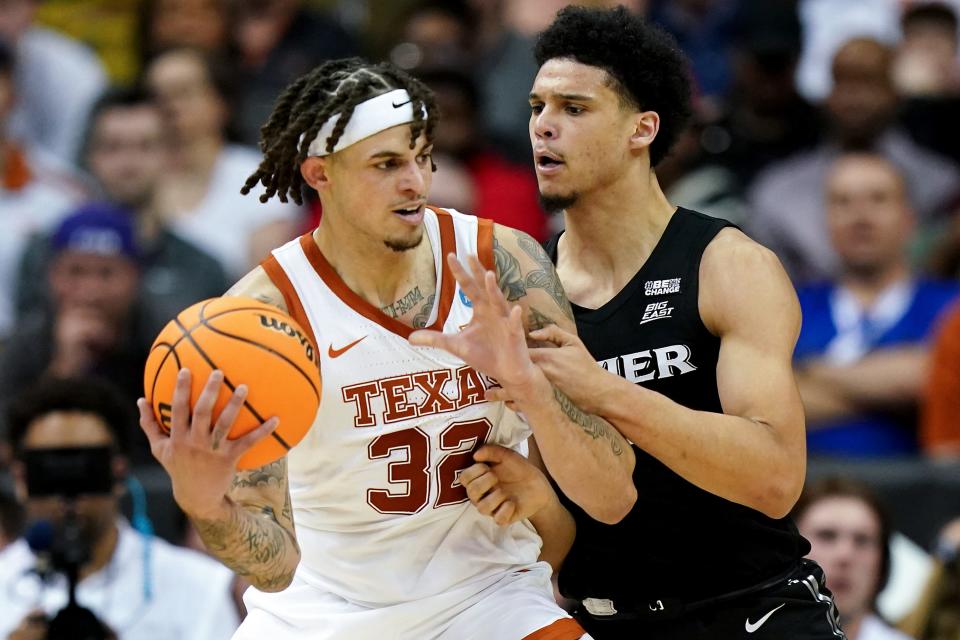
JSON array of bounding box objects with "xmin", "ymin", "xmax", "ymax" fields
[
  {"xmin": 148, "ymin": 303, "xmax": 292, "ymax": 371},
  {"xmin": 148, "ymin": 342, "xmax": 183, "ymax": 428},
  {"xmin": 172, "ymin": 317, "xmax": 291, "ymax": 451},
  {"xmin": 196, "ymin": 306, "xmax": 320, "ymax": 403},
  {"xmin": 147, "ymin": 300, "xmax": 315, "ymax": 450}
]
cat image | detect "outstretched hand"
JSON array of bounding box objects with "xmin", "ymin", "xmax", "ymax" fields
[
  {"xmin": 525, "ymin": 324, "xmax": 611, "ymax": 415},
  {"xmin": 460, "ymin": 444, "xmax": 555, "ymax": 526},
  {"xmin": 409, "ymin": 254, "xmax": 541, "ymax": 391},
  {"xmin": 138, "ymin": 369, "xmax": 278, "ymax": 518}
]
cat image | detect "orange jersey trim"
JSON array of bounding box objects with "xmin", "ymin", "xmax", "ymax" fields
[
  {"xmin": 477, "ymin": 216, "xmax": 495, "ymax": 272},
  {"xmin": 298, "ymin": 211, "xmax": 457, "ymax": 339},
  {"xmin": 522, "ymin": 617, "xmax": 585, "ymax": 640},
  {"xmin": 259, "ymin": 253, "xmax": 319, "ymax": 355}
]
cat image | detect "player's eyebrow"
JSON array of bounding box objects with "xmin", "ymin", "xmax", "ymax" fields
[
  {"xmin": 529, "ymin": 92, "xmax": 595, "ymax": 102},
  {"xmin": 368, "ymin": 150, "xmax": 404, "ymax": 159},
  {"xmin": 367, "ymin": 144, "xmax": 433, "ymax": 160}
]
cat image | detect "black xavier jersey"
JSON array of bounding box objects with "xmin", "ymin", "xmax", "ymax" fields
[{"xmin": 545, "ymin": 207, "xmax": 808, "ymax": 604}]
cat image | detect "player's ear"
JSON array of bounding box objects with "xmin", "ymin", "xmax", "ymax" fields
[
  {"xmin": 629, "ymin": 110, "xmax": 660, "ymax": 153},
  {"xmin": 300, "ymin": 156, "xmax": 332, "ymax": 192}
]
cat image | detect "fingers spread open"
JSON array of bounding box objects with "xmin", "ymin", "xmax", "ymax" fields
[
  {"xmin": 170, "ymin": 368, "xmax": 193, "ymax": 439},
  {"xmin": 409, "ymin": 329, "xmax": 454, "ymax": 351},
  {"xmin": 210, "ymin": 384, "xmax": 248, "ymax": 451},
  {"xmin": 137, "ymin": 398, "xmax": 163, "ymax": 440},
  {"xmin": 230, "ymin": 416, "xmax": 280, "ymax": 456},
  {"xmin": 190, "ymin": 370, "xmax": 224, "ymax": 439},
  {"xmin": 482, "ymin": 267, "xmax": 511, "ymax": 316},
  {"xmin": 447, "ymin": 253, "xmax": 484, "ymax": 302}
]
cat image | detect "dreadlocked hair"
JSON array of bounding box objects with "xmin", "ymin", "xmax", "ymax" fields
[{"xmin": 241, "ymin": 58, "xmax": 438, "ymax": 205}]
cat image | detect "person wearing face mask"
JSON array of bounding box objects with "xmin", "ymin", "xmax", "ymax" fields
[{"xmin": 0, "ymin": 377, "xmax": 238, "ymax": 640}]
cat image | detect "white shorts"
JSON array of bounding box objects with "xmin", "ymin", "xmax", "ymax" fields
[{"xmin": 233, "ymin": 562, "xmax": 587, "ymax": 640}]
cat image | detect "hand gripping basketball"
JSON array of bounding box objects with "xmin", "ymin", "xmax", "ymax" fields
[{"xmin": 142, "ymin": 297, "xmax": 322, "ymax": 470}]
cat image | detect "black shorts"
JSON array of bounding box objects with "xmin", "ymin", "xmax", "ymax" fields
[{"xmin": 573, "ymin": 559, "xmax": 845, "ymax": 639}]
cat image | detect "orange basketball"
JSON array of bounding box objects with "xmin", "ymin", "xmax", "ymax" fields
[{"xmin": 143, "ymin": 297, "xmax": 321, "ymax": 470}]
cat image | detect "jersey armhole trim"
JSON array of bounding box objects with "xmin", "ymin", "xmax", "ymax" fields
[{"xmin": 477, "ymin": 217, "xmax": 495, "ymax": 273}]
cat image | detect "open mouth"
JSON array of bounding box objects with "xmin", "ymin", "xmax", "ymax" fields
[
  {"xmin": 392, "ymin": 204, "xmax": 424, "ymax": 216},
  {"xmin": 536, "ymin": 152, "xmax": 565, "ymax": 169}
]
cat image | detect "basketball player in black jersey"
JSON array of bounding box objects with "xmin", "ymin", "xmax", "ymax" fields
[{"xmin": 417, "ymin": 6, "xmax": 846, "ymax": 640}]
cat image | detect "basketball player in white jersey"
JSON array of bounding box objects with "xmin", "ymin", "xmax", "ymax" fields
[{"xmin": 136, "ymin": 59, "xmax": 635, "ymax": 639}]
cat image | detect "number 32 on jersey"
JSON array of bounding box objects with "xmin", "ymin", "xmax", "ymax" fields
[{"xmin": 367, "ymin": 419, "xmax": 492, "ymax": 515}]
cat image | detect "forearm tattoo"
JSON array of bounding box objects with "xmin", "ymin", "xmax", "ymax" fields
[
  {"xmin": 192, "ymin": 505, "xmax": 297, "ymax": 591},
  {"xmin": 553, "ymin": 387, "xmax": 625, "ymax": 457},
  {"xmin": 193, "ymin": 460, "xmax": 299, "ymax": 590}
]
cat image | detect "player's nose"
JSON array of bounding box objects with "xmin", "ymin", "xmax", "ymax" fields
[
  {"xmin": 398, "ymin": 160, "xmax": 426, "ymax": 193},
  {"xmin": 532, "ymin": 112, "xmax": 557, "ymax": 139}
]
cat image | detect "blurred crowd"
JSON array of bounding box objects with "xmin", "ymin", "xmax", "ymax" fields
[{"xmin": 0, "ymin": 0, "xmax": 958, "ymax": 638}]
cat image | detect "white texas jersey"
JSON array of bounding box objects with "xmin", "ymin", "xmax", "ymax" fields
[{"xmin": 260, "ymin": 207, "xmax": 542, "ymax": 607}]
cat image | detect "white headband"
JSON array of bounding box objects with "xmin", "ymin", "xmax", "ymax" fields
[{"xmin": 305, "ymin": 89, "xmax": 426, "ymax": 157}]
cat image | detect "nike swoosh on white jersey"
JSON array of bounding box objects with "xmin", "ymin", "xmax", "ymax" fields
[{"xmin": 745, "ymin": 603, "xmax": 786, "ymax": 633}]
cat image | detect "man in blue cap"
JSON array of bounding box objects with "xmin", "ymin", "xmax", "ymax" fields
[{"xmin": 0, "ymin": 203, "xmax": 153, "ymax": 465}]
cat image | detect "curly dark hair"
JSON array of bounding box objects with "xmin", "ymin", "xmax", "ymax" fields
[
  {"xmin": 241, "ymin": 58, "xmax": 439, "ymax": 205},
  {"xmin": 7, "ymin": 377, "xmax": 133, "ymax": 457},
  {"xmin": 534, "ymin": 5, "xmax": 692, "ymax": 167}
]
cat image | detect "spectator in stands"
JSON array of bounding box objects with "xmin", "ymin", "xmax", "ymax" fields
[
  {"xmin": 650, "ymin": 0, "xmax": 740, "ymax": 110},
  {"xmin": 703, "ymin": 0, "xmax": 822, "ymax": 189},
  {"xmin": 793, "ymin": 152, "xmax": 957, "ymax": 457},
  {"xmin": 795, "ymin": 0, "xmax": 902, "ymax": 102},
  {"xmin": 229, "ymin": 0, "xmax": 359, "ymax": 146},
  {"xmin": 137, "ymin": 0, "xmax": 229, "ymax": 68},
  {"xmin": 416, "ymin": 65, "xmax": 549, "ymax": 240},
  {"xmin": 894, "ymin": 2, "xmax": 960, "ymax": 102},
  {"xmin": 900, "ymin": 517, "xmax": 960, "ymax": 639},
  {"xmin": 793, "ymin": 476, "xmax": 912, "ymax": 640},
  {"xmin": 894, "ymin": 2, "xmax": 960, "ymax": 162},
  {"xmin": 144, "ymin": 47, "xmax": 300, "ymax": 279},
  {"xmin": 16, "ymin": 88, "xmax": 229, "ymax": 341},
  {"xmin": 0, "ymin": 0, "xmax": 107, "ymax": 161},
  {"xmin": 477, "ymin": 0, "xmax": 578, "ymax": 163},
  {"xmin": 0, "ymin": 40, "xmax": 87, "ymax": 339},
  {"xmin": 389, "ymin": 0, "xmax": 477, "ymax": 70},
  {"xmin": 0, "ymin": 377, "xmax": 238, "ymax": 639},
  {"xmin": 749, "ymin": 37, "xmax": 960, "ymax": 283},
  {"xmin": 921, "ymin": 302, "xmax": 960, "ymax": 458},
  {"xmin": 0, "ymin": 205, "xmax": 153, "ymax": 463}
]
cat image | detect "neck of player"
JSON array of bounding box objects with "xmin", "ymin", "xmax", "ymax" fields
[
  {"xmin": 312, "ymin": 212, "xmax": 436, "ymax": 322},
  {"xmin": 559, "ymin": 167, "xmax": 676, "ymax": 287}
]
